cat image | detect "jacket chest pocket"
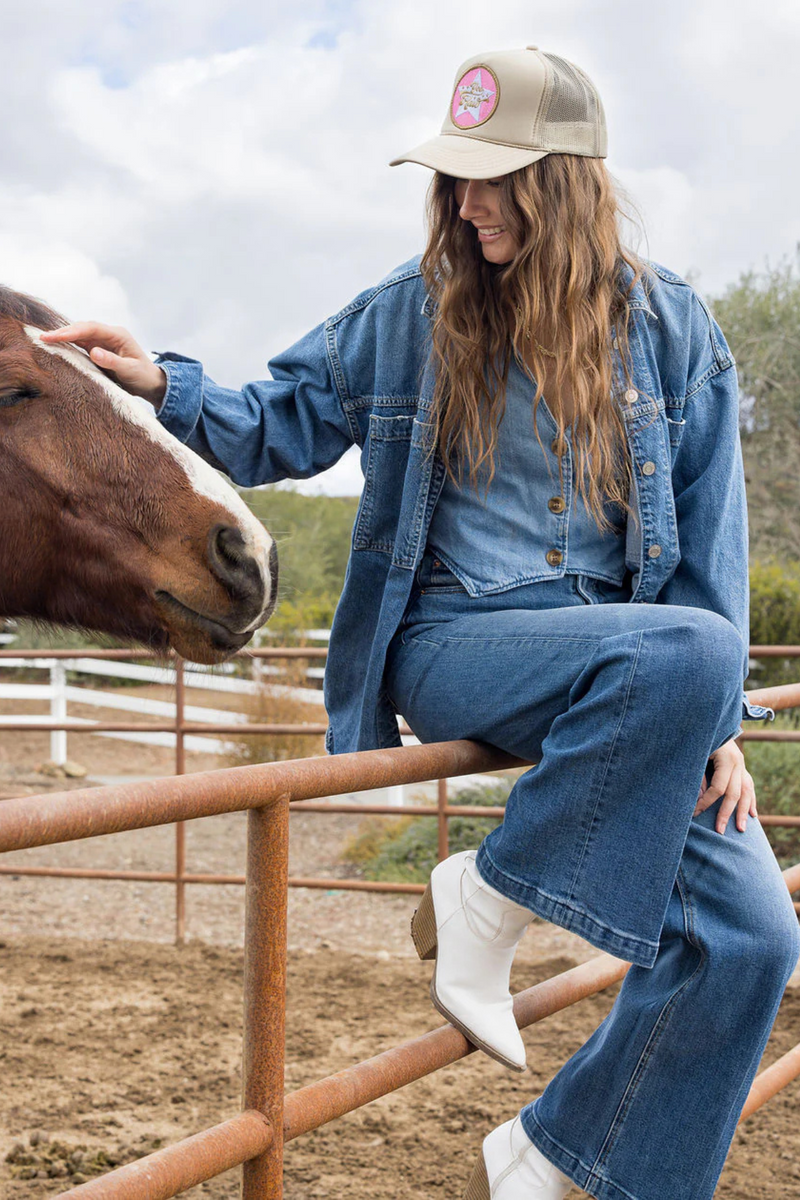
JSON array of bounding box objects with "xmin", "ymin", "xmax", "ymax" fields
[{"xmin": 353, "ymin": 413, "xmax": 416, "ymax": 554}]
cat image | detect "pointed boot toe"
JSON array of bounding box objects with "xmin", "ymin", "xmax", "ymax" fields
[{"xmin": 411, "ymin": 850, "xmax": 534, "ymax": 1071}]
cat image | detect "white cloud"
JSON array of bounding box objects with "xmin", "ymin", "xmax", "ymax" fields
[
  {"xmin": 0, "ymin": 229, "xmax": 133, "ymax": 326},
  {"xmin": 1, "ymin": 0, "xmax": 799, "ymax": 496},
  {"xmin": 611, "ymin": 166, "xmax": 695, "ymax": 274}
]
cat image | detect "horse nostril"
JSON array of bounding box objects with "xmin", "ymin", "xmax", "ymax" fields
[
  {"xmin": 214, "ymin": 525, "xmax": 245, "ymax": 569},
  {"xmin": 207, "ymin": 523, "xmax": 264, "ymax": 608}
]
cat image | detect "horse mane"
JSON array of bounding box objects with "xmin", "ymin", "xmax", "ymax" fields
[{"xmin": 0, "ymin": 285, "xmax": 68, "ymax": 331}]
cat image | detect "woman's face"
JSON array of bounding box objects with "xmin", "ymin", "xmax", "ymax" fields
[{"xmin": 453, "ymin": 176, "xmax": 519, "ymax": 264}]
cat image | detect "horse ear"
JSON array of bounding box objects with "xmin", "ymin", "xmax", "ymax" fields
[{"xmin": 0, "ymin": 285, "xmax": 68, "ymax": 332}]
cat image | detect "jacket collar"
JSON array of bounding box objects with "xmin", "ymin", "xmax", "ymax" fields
[{"xmin": 619, "ymin": 258, "xmax": 657, "ymax": 320}]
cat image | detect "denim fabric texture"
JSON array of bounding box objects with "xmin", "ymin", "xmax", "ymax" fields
[
  {"xmin": 523, "ymin": 797, "xmax": 799, "ymax": 1200},
  {"xmin": 427, "ymin": 354, "xmax": 629, "ymax": 594},
  {"xmin": 153, "ymin": 253, "xmax": 791, "ymax": 1200},
  {"xmin": 384, "ymin": 553, "xmax": 800, "ymax": 1199},
  {"xmin": 154, "ymin": 253, "xmax": 774, "ymax": 754},
  {"xmin": 385, "ymin": 553, "xmax": 748, "ymax": 967}
]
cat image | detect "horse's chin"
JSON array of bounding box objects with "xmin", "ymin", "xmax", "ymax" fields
[{"xmin": 155, "ymin": 591, "xmax": 254, "ymax": 665}]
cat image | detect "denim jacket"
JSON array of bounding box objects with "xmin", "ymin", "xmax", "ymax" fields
[{"xmin": 155, "ymin": 254, "xmax": 774, "ymax": 753}]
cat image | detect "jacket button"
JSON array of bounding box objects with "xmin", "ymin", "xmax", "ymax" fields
[
  {"xmin": 432, "ymin": 559, "xmax": 441, "ymax": 567},
  {"xmin": 641, "ymin": 461, "xmax": 656, "ymax": 475},
  {"xmin": 647, "ymin": 544, "xmax": 662, "ymax": 558},
  {"xmin": 551, "ymin": 437, "xmax": 566, "ymax": 456},
  {"xmin": 624, "ymin": 388, "xmax": 638, "ymax": 404},
  {"xmin": 548, "ymin": 496, "xmax": 565, "ymax": 513},
  {"xmin": 546, "ymin": 548, "xmax": 563, "ymax": 566}
]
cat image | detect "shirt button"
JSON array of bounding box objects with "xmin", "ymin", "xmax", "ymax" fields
[
  {"xmin": 647, "ymin": 544, "xmax": 662, "ymax": 558},
  {"xmin": 612, "ymin": 336, "xmax": 619, "ymax": 349},
  {"xmin": 625, "ymin": 388, "xmax": 638, "ymax": 404},
  {"xmin": 641, "ymin": 461, "xmax": 656, "ymax": 475},
  {"xmin": 551, "ymin": 437, "xmax": 566, "ymax": 456},
  {"xmin": 548, "ymin": 496, "xmax": 565, "ymax": 513},
  {"xmin": 546, "ymin": 548, "xmax": 563, "ymax": 567}
]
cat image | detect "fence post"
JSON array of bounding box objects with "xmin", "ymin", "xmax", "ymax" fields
[
  {"xmin": 50, "ymin": 661, "xmax": 68, "ymax": 766},
  {"xmin": 175, "ymin": 661, "xmax": 187, "ymax": 946},
  {"xmin": 242, "ymin": 796, "xmax": 289, "ymax": 1199},
  {"xmin": 437, "ymin": 777, "xmax": 449, "ymax": 862}
]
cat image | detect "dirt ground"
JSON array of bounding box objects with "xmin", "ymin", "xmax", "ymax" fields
[
  {"xmin": 1, "ymin": 716, "xmax": 800, "ymax": 1198},
  {"xmin": 0, "ymin": 939, "xmax": 799, "ymax": 1199}
]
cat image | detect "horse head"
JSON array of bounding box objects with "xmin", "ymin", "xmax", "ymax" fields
[{"xmin": 0, "ymin": 287, "xmax": 278, "ymax": 663}]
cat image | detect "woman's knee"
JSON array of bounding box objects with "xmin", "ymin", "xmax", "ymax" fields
[
  {"xmin": 652, "ymin": 608, "xmax": 744, "ymax": 700},
  {"xmin": 720, "ymin": 896, "xmax": 800, "ymax": 991},
  {"xmin": 755, "ymin": 915, "xmax": 800, "ymax": 994}
]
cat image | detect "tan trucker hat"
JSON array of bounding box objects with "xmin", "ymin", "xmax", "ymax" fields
[{"xmin": 389, "ymin": 46, "xmax": 607, "ymax": 179}]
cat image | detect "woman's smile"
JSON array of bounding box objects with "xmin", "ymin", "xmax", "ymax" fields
[
  {"xmin": 474, "ymin": 224, "xmax": 507, "ymax": 242},
  {"xmin": 454, "ymin": 176, "xmax": 519, "ymax": 262}
]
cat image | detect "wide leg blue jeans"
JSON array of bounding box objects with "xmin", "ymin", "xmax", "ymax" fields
[{"xmin": 384, "ymin": 558, "xmax": 800, "ymax": 1200}]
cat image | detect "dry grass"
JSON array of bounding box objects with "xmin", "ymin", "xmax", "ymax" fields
[{"xmin": 225, "ymin": 658, "xmax": 326, "ymax": 766}]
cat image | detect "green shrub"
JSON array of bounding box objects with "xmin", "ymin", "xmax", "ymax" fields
[
  {"xmin": 341, "ymin": 780, "xmax": 511, "ymax": 884},
  {"xmin": 743, "ymin": 727, "xmax": 800, "ymax": 869},
  {"xmin": 748, "ymin": 559, "xmax": 800, "ymax": 708}
]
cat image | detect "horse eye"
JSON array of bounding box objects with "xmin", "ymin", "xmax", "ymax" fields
[{"xmin": 0, "ymin": 386, "xmax": 39, "ymax": 408}]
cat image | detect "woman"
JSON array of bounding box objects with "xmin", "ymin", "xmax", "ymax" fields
[{"xmin": 43, "ymin": 45, "xmax": 799, "ymax": 1200}]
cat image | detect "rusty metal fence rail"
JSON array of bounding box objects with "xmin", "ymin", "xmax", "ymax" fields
[
  {"xmin": 2, "ymin": 647, "xmax": 800, "ymax": 940},
  {"xmin": 0, "ymin": 738, "xmax": 798, "ymax": 1198}
]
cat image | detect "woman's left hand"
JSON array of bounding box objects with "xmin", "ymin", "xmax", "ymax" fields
[{"xmin": 693, "ymin": 737, "xmax": 757, "ymax": 835}]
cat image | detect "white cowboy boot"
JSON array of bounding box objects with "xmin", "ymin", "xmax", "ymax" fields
[
  {"xmin": 464, "ymin": 1116, "xmax": 573, "ymax": 1199},
  {"xmin": 410, "ymin": 849, "xmax": 534, "ymax": 1070}
]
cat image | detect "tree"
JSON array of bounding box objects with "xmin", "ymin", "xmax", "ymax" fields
[{"xmin": 711, "ymin": 248, "xmax": 800, "ymax": 562}]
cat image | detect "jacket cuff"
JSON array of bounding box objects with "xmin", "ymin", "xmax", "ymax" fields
[
  {"xmin": 742, "ymin": 692, "xmax": 775, "ymax": 722},
  {"xmin": 152, "ymin": 352, "xmax": 205, "ymax": 444}
]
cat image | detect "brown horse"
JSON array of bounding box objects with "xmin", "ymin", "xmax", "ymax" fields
[{"xmin": 0, "ymin": 287, "xmax": 278, "ymax": 663}]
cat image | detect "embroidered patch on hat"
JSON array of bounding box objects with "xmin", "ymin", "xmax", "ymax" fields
[{"xmin": 451, "ymin": 66, "xmax": 500, "ymax": 129}]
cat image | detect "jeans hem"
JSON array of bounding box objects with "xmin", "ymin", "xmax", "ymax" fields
[
  {"xmin": 475, "ymin": 843, "xmax": 658, "ymax": 969},
  {"xmin": 521, "ymin": 1107, "xmax": 643, "ymax": 1200}
]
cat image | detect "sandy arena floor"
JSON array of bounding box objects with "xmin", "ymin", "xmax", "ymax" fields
[
  {"xmin": 1, "ymin": 939, "xmax": 799, "ymax": 1199},
  {"xmin": 0, "ymin": 726, "xmax": 799, "ymax": 1197}
]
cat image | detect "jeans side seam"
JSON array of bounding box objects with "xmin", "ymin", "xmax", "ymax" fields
[
  {"xmin": 588, "ymin": 865, "xmax": 707, "ymax": 1180},
  {"xmin": 566, "ymin": 628, "xmax": 644, "ymax": 901},
  {"xmin": 525, "ymin": 1108, "xmax": 643, "ymax": 1200}
]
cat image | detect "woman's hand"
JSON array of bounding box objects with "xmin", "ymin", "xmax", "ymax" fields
[
  {"xmin": 40, "ymin": 323, "xmax": 167, "ymax": 408},
  {"xmin": 693, "ymin": 736, "xmax": 757, "ymax": 835}
]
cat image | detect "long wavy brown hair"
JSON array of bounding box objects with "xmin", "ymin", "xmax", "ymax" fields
[{"xmin": 420, "ymin": 154, "xmax": 651, "ymax": 535}]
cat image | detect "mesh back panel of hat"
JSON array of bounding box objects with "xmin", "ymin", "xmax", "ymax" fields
[{"xmin": 535, "ymin": 53, "xmax": 606, "ymax": 156}]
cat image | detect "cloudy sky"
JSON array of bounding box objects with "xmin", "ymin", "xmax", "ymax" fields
[{"xmin": 3, "ymin": 0, "xmax": 799, "ymax": 494}]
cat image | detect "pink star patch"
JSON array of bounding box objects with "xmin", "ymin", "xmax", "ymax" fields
[{"xmin": 451, "ymin": 66, "xmax": 500, "ymax": 129}]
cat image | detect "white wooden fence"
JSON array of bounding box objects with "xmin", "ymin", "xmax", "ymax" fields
[
  {"xmin": 0, "ymin": 656, "xmax": 326, "ymax": 761},
  {"xmin": 0, "ymin": 649, "xmax": 422, "ymax": 806}
]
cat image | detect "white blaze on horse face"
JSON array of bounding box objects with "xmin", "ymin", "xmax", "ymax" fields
[{"xmin": 25, "ymin": 327, "xmax": 276, "ymax": 630}]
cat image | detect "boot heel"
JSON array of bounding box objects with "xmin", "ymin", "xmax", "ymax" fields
[
  {"xmin": 410, "ymin": 882, "xmax": 437, "ymax": 961},
  {"xmin": 463, "ymin": 1149, "xmax": 490, "ymax": 1200}
]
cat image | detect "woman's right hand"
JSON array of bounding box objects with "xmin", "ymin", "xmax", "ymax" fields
[{"xmin": 40, "ymin": 323, "xmax": 167, "ymax": 408}]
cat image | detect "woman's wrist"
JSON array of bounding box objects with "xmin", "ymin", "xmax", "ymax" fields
[{"xmin": 140, "ymin": 365, "xmax": 168, "ymax": 408}]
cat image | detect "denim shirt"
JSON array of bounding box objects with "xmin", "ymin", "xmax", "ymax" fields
[
  {"xmin": 426, "ymin": 354, "xmax": 629, "ymax": 594},
  {"xmin": 154, "ymin": 254, "xmax": 774, "ymax": 753}
]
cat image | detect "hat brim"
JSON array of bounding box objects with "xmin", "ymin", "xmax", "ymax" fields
[{"xmin": 389, "ymin": 133, "xmax": 549, "ymax": 179}]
